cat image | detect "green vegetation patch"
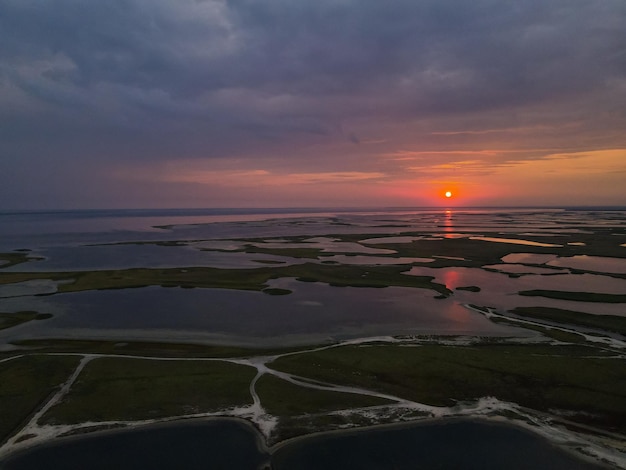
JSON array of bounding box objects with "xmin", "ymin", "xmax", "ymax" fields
[
  {"xmin": 0, "ymin": 355, "xmax": 81, "ymax": 444},
  {"xmin": 42, "ymin": 358, "xmax": 256, "ymax": 424},
  {"xmin": 270, "ymin": 343, "xmax": 626, "ymax": 431},
  {"xmin": 263, "ymin": 288, "xmax": 292, "ymax": 296},
  {"xmin": 456, "ymin": 285, "xmax": 481, "ymax": 292},
  {"xmin": 256, "ymin": 374, "xmax": 391, "ymax": 416},
  {"xmin": 0, "ymin": 311, "xmax": 52, "ymax": 331},
  {"xmin": 519, "ymin": 290, "xmax": 626, "ymax": 303},
  {"xmin": 510, "ymin": 307, "xmax": 626, "ymax": 336}
]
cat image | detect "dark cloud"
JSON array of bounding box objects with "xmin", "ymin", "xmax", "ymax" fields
[{"xmin": 0, "ymin": 0, "xmax": 625, "ymax": 207}]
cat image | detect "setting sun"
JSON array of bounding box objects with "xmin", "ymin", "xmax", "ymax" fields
[{"xmin": 445, "ymin": 191, "xmax": 452, "ymax": 198}]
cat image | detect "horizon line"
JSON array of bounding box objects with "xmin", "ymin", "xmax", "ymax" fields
[{"xmin": 1, "ymin": 205, "xmax": 625, "ymax": 214}]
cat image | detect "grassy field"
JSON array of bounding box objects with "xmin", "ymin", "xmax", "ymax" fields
[
  {"xmin": 0, "ymin": 355, "xmax": 80, "ymax": 444},
  {"xmin": 269, "ymin": 343, "xmax": 626, "ymax": 431},
  {"xmin": 42, "ymin": 358, "xmax": 256, "ymax": 424}
]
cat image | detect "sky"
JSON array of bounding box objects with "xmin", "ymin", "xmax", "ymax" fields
[{"xmin": 1, "ymin": 0, "xmax": 625, "ymax": 209}]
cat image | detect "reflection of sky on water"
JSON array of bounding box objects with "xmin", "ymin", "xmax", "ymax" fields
[
  {"xmin": 547, "ymin": 255, "xmax": 626, "ymax": 274},
  {"xmin": 501, "ymin": 253, "xmax": 626, "ymax": 274},
  {"xmin": 0, "ymin": 281, "xmax": 524, "ymax": 347},
  {"xmin": 4, "ymin": 244, "xmax": 303, "ymax": 272},
  {"xmin": 501, "ymin": 253, "xmax": 558, "ymax": 264},
  {"xmin": 405, "ymin": 267, "xmax": 626, "ymax": 316},
  {"xmin": 443, "ymin": 210, "xmax": 454, "ymax": 236}
]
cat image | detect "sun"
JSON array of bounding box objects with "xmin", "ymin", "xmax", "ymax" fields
[{"xmin": 445, "ymin": 191, "xmax": 452, "ymax": 198}]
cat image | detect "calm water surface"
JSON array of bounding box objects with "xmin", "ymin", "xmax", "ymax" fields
[
  {"xmin": 272, "ymin": 420, "xmax": 605, "ymax": 470},
  {"xmin": 0, "ymin": 281, "xmax": 520, "ymax": 346},
  {"xmin": 0, "ymin": 420, "xmax": 270, "ymax": 470}
]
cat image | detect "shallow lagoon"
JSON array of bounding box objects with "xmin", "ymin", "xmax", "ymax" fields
[
  {"xmin": 0, "ymin": 281, "xmax": 519, "ymax": 346},
  {"xmin": 4, "ymin": 244, "xmax": 303, "ymax": 272}
]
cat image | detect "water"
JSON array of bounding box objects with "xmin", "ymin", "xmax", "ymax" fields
[
  {"xmin": 0, "ymin": 282, "xmax": 517, "ymax": 347},
  {"xmin": 272, "ymin": 419, "xmax": 604, "ymax": 470},
  {"xmin": 0, "ymin": 418, "xmax": 603, "ymax": 470},
  {"xmin": 1, "ymin": 207, "xmax": 625, "ymax": 251},
  {"xmin": 0, "ymin": 419, "xmax": 270, "ymax": 470}
]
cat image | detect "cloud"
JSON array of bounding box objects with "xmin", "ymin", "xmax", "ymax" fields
[{"xmin": 0, "ymin": 0, "xmax": 625, "ymax": 207}]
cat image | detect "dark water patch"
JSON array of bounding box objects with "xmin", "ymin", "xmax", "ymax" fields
[
  {"xmin": 1, "ymin": 419, "xmax": 270, "ymax": 470},
  {"xmin": 272, "ymin": 419, "xmax": 604, "ymax": 470},
  {"xmin": 4, "ymin": 244, "xmax": 301, "ymax": 272},
  {"xmin": 2, "ymin": 419, "xmax": 604, "ymax": 470},
  {"xmin": 0, "ymin": 282, "xmax": 519, "ymax": 347}
]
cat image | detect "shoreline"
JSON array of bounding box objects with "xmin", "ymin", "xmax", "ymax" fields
[
  {"xmin": 269, "ymin": 414, "xmax": 612, "ymax": 467},
  {"xmin": 1, "ymin": 414, "xmax": 614, "ymax": 469}
]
